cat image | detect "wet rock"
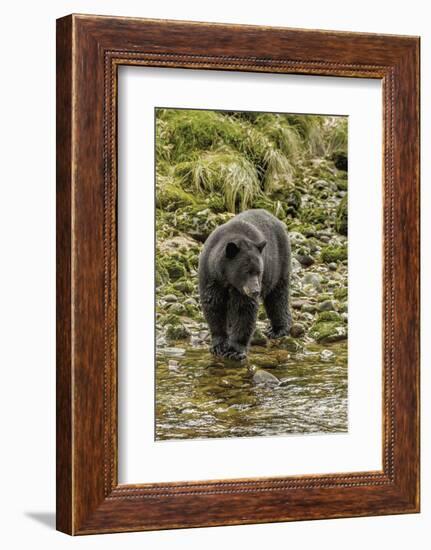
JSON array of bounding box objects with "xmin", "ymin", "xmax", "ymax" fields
[
  {"xmin": 290, "ymin": 323, "xmax": 305, "ymax": 338},
  {"xmin": 320, "ymin": 349, "xmax": 335, "ymax": 361},
  {"xmin": 328, "ymin": 262, "xmax": 337, "ymax": 271},
  {"xmin": 168, "ymin": 359, "xmax": 180, "ymax": 371},
  {"xmin": 310, "ymin": 321, "xmax": 347, "ymax": 343},
  {"xmin": 319, "ymin": 300, "xmax": 337, "ymax": 312},
  {"xmin": 252, "ymin": 369, "xmax": 280, "ymax": 386},
  {"xmin": 296, "ymin": 253, "xmax": 315, "ymax": 267},
  {"xmin": 157, "ymin": 347, "xmax": 186, "ymax": 357},
  {"xmin": 164, "ymin": 294, "xmax": 178, "ymax": 303},
  {"xmin": 278, "ymin": 336, "xmax": 301, "ymax": 353},
  {"xmin": 251, "ymin": 327, "xmax": 268, "ymax": 346}
]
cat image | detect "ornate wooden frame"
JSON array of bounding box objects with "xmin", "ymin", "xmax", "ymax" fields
[{"xmin": 56, "ymin": 14, "xmax": 420, "ymax": 535}]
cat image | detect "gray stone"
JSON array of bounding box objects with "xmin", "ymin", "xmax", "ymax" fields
[
  {"xmin": 303, "ymin": 272, "xmax": 322, "ymax": 290},
  {"xmin": 252, "ymin": 369, "xmax": 279, "ymax": 386},
  {"xmin": 319, "ymin": 300, "xmax": 337, "ymax": 312}
]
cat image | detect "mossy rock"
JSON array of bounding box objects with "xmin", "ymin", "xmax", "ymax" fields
[
  {"xmin": 317, "ymin": 311, "xmax": 342, "ymax": 322},
  {"xmin": 277, "ymin": 336, "xmax": 302, "ymax": 353},
  {"xmin": 156, "ymin": 182, "xmax": 198, "ymax": 211},
  {"xmin": 335, "ymin": 195, "xmax": 348, "ymax": 235},
  {"xmin": 173, "ymin": 279, "xmax": 195, "ymax": 294},
  {"xmin": 309, "ymin": 321, "xmax": 347, "ymax": 343},
  {"xmin": 162, "ymin": 256, "xmax": 187, "ymax": 281},
  {"xmin": 334, "ymin": 287, "xmax": 348, "ymax": 300},
  {"xmin": 165, "ymin": 323, "xmax": 190, "ymax": 342},
  {"xmin": 159, "ymin": 313, "xmax": 182, "ymax": 327},
  {"xmin": 320, "ymin": 244, "xmax": 348, "ymax": 263}
]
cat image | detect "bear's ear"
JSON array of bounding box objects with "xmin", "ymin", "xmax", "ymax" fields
[
  {"xmin": 256, "ymin": 240, "xmax": 267, "ymax": 253},
  {"xmin": 226, "ymin": 241, "xmax": 240, "ymax": 259}
]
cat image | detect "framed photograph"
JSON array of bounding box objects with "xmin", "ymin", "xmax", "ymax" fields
[{"xmin": 56, "ymin": 14, "xmax": 420, "ymax": 535}]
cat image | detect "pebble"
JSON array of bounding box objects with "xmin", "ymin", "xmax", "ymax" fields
[
  {"xmin": 328, "ymin": 262, "xmax": 337, "ymax": 271},
  {"xmin": 164, "ymin": 294, "xmax": 178, "ymax": 303}
]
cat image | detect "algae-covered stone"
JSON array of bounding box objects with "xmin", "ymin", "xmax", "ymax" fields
[
  {"xmin": 167, "ymin": 302, "xmax": 186, "ymax": 315},
  {"xmin": 310, "ymin": 321, "xmax": 347, "ymax": 343},
  {"xmin": 251, "ymin": 327, "xmax": 268, "ymax": 346},
  {"xmin": 165, "ymin": 323, "xmax": 191, "ymax": 342},
  {"xmin": 156, "ymin": 182, "xmax": 197, "ymax": 211},
  {"xmin": 320, "ymin": 244, "xmax": 348, "ymax": 264},
  {"xmin": 278, "ymin": 336, "xmax": 301, "ymax": 353},
  {"xmin": 317, "ymin": 311, "xmax": 341, "ymax": 322}
]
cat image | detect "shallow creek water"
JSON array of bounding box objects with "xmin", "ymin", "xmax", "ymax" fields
[{"xmin": 155, "ymin": 341, "xmax": 347, "ymax": 440}]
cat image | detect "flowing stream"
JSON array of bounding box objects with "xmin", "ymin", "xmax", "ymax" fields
[{"xmin": 155, "ymin": 341, "xmax": 348, "ymax": 440}]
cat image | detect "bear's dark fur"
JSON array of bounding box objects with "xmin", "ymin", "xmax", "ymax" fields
[{"xmin": 198, "ymin": 209, "xmax": 292, "ymax": 361}]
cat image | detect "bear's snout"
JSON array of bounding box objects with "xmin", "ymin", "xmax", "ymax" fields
[{"xmin": 243, "ymin": 276, "xmax": 261, "ymax": 299}]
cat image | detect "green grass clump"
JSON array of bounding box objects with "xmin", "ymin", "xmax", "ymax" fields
[
  {"xmin": 321, "ymin": 245, "xmax": 348, "ymax": 263},
  {"xmin": 175, "ymin": 148, "xmax": 261, "ymax": 213}
]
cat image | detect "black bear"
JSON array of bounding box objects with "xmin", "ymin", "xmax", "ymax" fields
[{"xmin": 198, "ymin": 209, "xmax": 292, "ymax": 361}]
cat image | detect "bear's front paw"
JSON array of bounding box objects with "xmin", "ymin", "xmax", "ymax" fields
[
  {"xmin": 210, "ymin": 341, "xmax": 228, "ymax": 357},
  {"xmin": 266, "ymin": 326, "xmax": 290, "ymax": 339},
  {"xmin": 223, "ymin": 349, "xmax": 247, "ymax": 362}
]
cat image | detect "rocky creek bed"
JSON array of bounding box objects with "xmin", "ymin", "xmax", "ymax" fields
[{"xmin": 155, "ymin": 109, "xmax": 348, "ymax": 440}]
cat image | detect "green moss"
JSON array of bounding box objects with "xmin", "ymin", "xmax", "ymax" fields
[
  {"xmin": 321, "ymin": 244, "xmax": 348, "ymax": 263},
  {"xmin": 317, "ymin": 311, "xmax": 341, "ymax": 322},
  {"xmin": 165, "ymin": 323, "xmax": 190, "ymax": 341},
  {"xmin": 309, "ymin": 321, "xmax": 347, "ymax": 343},
  {"xmin": 335, "ymin": 195, "xmax": 348, "ymax": 235},
  {"xmin": 302, "ymin": 206, "xmax": 328, "ymax": 225},
  {"xmin": 173, "ymin": 279, "xmax": 195, "ymax": 294},
  {"xmin": 334, "ymin": 287, "xmax": 348, "ymax": 300},
  {"xmin": 156, "ymin": 182, "xmax": 198, "ymax": 211}
]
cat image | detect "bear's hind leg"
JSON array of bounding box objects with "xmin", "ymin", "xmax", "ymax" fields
[
  {"xmin": 264, "ymin": 280, "xmax": 292, "ymax": 339},
  {"xmin": 224, "ymin": 291, "xmax": 258, "ymax": 361}
]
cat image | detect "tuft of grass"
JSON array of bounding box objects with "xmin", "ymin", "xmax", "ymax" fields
[
  {"xmin": 175, "ymin": 147, "xmax": 261, "ymax": 213},
  {"xmin": 324, "ymin": 116, "xmax": 348, "ymax": 158}
]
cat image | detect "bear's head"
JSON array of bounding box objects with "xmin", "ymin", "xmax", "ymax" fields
[{"xmin": 223, "ymin": 238, "xmax": 266, "ymax": 299}]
